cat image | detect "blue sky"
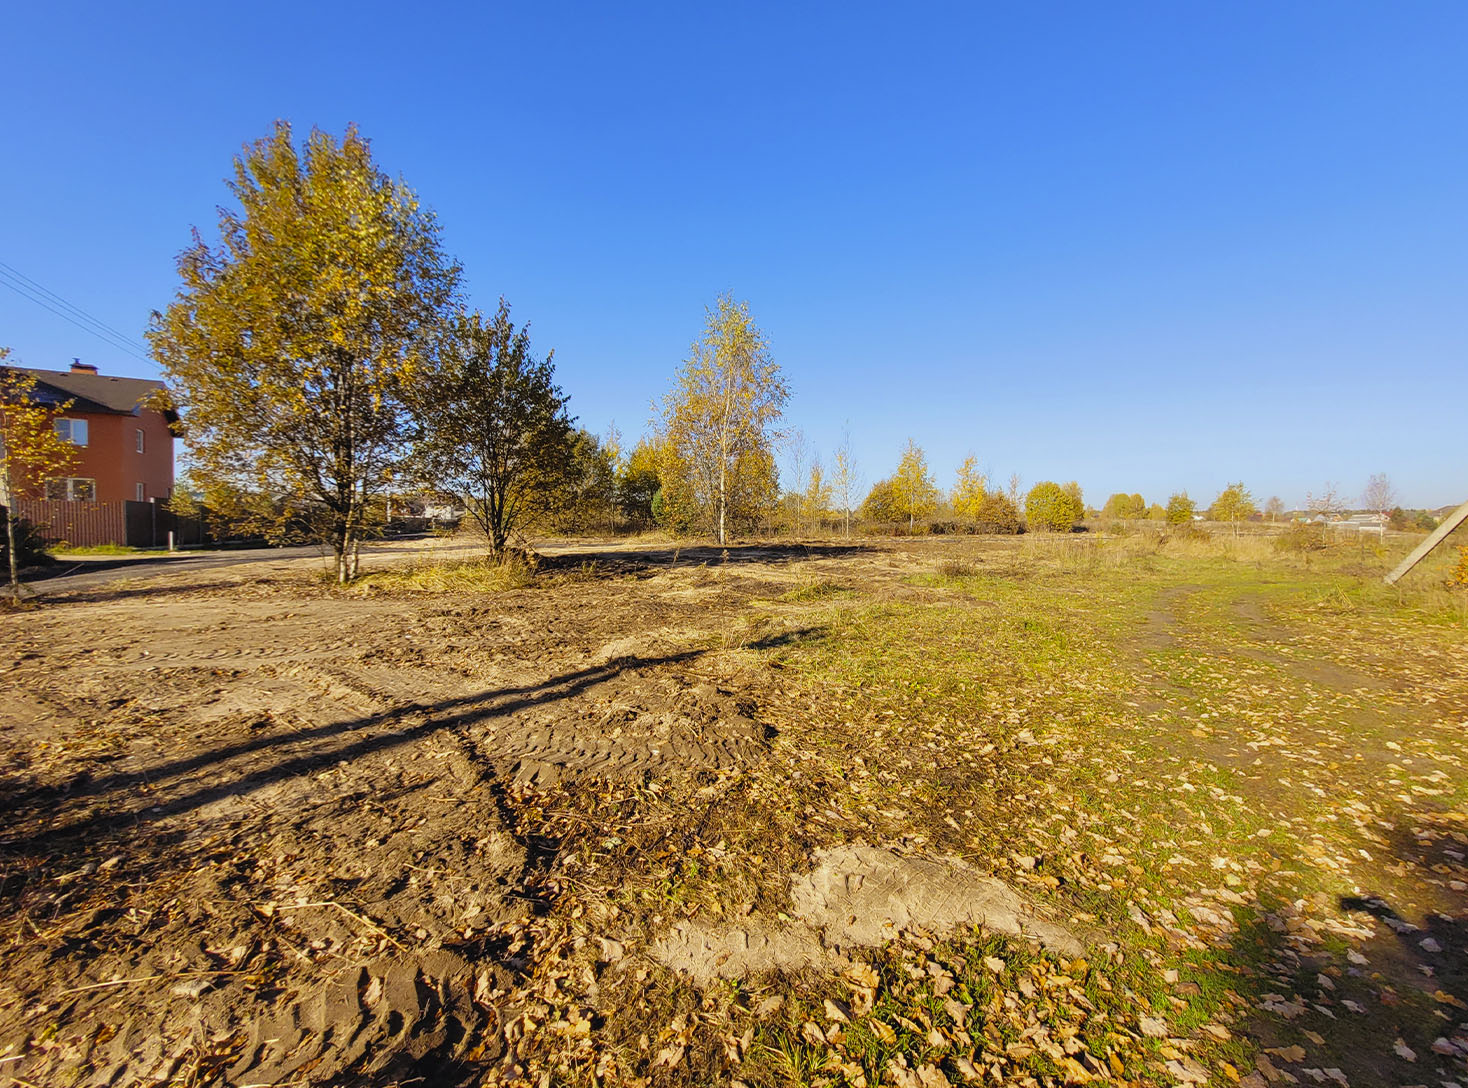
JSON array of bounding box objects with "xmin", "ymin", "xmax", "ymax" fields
[{"xmin": 3, "ymin": 3, "xmax": 1464, "ymax": 508}]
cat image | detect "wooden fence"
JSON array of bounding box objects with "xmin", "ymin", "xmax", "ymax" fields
[{"xmin": 6, "ymin": 499, "xmax": 209, "ymax": 548}]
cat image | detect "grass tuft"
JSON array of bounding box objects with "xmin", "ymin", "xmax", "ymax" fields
[
  {"xmin": 780, "ymin": 580, "xmax": 853, "ymax": 603},
  {"xmin": 348, "ymin": 555, "xmax": 537, "ymax": 595}
]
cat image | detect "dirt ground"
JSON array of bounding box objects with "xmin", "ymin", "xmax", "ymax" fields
[{"xmin": 1, "ymin": 533, "xmax": 1465, "ymax": 1087}]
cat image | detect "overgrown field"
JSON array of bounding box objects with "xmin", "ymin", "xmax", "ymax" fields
[{"xmin": 1, "ymin": 531, "xmax": 1464, "ymax": 1087}]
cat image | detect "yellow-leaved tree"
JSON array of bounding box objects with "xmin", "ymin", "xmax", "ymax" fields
[
  {"xmin": 148, "ymin": 122, "xmax": 461, "ymax": 582},
  {"xmin": 658, "ymin": 296, "xmax": 788, "ymax": 543},
  {"xmin": 892, "ymin": 439, "xmax": 939, "ymax": 533},
  {"xmin": 0, "ymin": 349, "xmax": 78, "ymax": 595},
  {"xmin": 952, "ymin": 456, "xmax": 988, "ymax": 522},
  {"xmin": 1208, "ymin": 481, "xmax": 1257, "ymax": 538}
]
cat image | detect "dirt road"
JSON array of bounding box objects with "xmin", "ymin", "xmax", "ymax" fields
[{"xmin": 0, "ymin": 539, "xmax": 876, "ymax": 1085}]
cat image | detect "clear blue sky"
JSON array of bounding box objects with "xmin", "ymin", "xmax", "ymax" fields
[{"xmin": 3, "ymin": 2, "xmax": 1464, "ymax": 508}]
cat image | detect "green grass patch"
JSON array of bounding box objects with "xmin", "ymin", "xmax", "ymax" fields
[{"xmin": 50, "ymin": 543, "xmax": 167, "ymax": 556}]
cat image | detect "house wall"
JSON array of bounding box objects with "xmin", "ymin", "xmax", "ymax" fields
[{"xmin": 58, "ymin": 409, "xmax": 175, "ymax": 503}]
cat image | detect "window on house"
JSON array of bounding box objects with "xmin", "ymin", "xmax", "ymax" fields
[
  {"xmin": 45, "ymin": 478, "xmax": 97, "ymax": 502},
  {"xmin": 55, "ymin": 418, "xmax": 89, "ymax": 446},
  {"xmin": 136, "ymin": 483, "xmax": 146, "ymax": 501},
  {"xmin": 136, "ymin": 429, "xmax": 145, "ymax": 453}
]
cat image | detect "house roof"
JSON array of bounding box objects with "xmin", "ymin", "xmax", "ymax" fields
[{"xmin": 10, "ymin": 366, "xmax": 169, "ymax": 418}]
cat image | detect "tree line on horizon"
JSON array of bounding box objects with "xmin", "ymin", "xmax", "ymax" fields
[{"xmin": 18, "ymin": 121, "xmax": 1417, "ymax": 583}]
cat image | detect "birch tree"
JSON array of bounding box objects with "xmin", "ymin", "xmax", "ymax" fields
[
  {"xmin": 1362, "ymin": 473, "xmax": 1395, "ymax": 517},
  {"xmin": 1, "ymin": 353, "xmax": 79, "ymax": 594},
  {"xmin": 801, "ymin": 459, "xmax": 832, "ymax": 534},
  {"xmin": 148, "ymin": 122, "xmax": 460, "ymax": 582},
  {"xmin": 660, "ymin": 296, "xmax": 788, "ymax": 544},
  {"xmin": 831, "ymin": 426, "xmax": 860, "ymax": 537},
  {"xmin": 952, "ymin": 456, "xmax": 988, "ymax": 522},
  {"xmin": 1208, "ymin": 481, "xmax": 1257, "ymax": 538},
  {"xmin": 892, "ymin": 439, "xmax": 938, "ymax": 533}
]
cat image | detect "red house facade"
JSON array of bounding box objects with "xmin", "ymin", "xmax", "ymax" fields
[{"xmin": 17, "ymin": 361, "xmax": 175, "ymax": 503}]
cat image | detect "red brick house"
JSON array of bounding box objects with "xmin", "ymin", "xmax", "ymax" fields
[{"xmin": 15, "ymin": 360, "xmax": 175, "ymax": 503}]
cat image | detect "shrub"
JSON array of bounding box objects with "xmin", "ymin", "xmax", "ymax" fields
[
  {"xmin": 974, "ymin": 491, "xmax": 1022, "ymax": 533},
  {"xmin": 1274, "ymin": 523, "xmax": 1328, "ymax": 553},
  {"xmin": 1451, "ymin": 546, "xmax": 1468, "ymax": 590},
  {"xmin": 1165, "ymin": 492, "xmax": 1197, "ymax": 525},
  {"xmin": 1, "ymin": 516, "xmax": 52, "ymax": 570},
  {"xmin": 1025, "ymin": 481, "xmax": 1083, "ymax": 532}
]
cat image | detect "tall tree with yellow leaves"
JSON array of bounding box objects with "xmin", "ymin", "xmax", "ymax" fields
[
  {"xmin": 0, "ymin": 350, "xmax": 78, "ymax": 595},
  {"xmin": 952, "ymin": 456, "xmax": 988, "ymax": 522},
  {"xmin": 893, "ymin": 439, "xmax": 939, "ymax": 533},
  {"xmin": 659, "ymin": 296, "xmax": 788, "ymax": 544},
  {"xmin": 148, "ymin": 122, "xmax": 461, "ymax": 582}
]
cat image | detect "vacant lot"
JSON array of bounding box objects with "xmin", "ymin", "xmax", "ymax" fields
[{"xmin": 2, "ymin": 532, "xmax": 1465, "ymax": 1087}]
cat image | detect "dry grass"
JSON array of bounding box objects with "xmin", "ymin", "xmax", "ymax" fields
[{"xmin": 347, "ymin": 554, "xmax": 538, "ymax": 595}]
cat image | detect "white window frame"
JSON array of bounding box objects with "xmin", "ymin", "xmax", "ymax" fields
[
  {"xmin": 56, "ymin": 417, "xmax": 89, "ymax": 446},
  {"xmin": 136, "ymin": 482, "xmax": 146, "ymax": 501},
  {"xmin": 136, "ymin": 428, "xmax": 145, "ymax": 453},
  {"xmin": 46, "ymin": 477, "xmax": 97, "ymax": 502}
]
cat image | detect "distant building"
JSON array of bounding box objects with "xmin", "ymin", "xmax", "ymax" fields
[{"xmin": 11, "ymin": 360, "xmax": 176, "ymax": 503}]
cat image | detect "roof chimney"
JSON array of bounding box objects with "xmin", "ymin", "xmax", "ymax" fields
[{"xmin": 71, "ymin": 358, "xmax": 98, "ymax": 374}]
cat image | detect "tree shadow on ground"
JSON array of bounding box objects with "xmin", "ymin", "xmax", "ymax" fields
[
  {"xmin": 539, "ymin": 540, "xmax": 868, "ymax": 578},
  {"xmin": 2, "ymin": 628, "xmax": 815, "ymax": 867},
  {"xmin": 0, "ymin": 625, "xmax": 818, "ymax": 1085},
  {"xmin": 1211, "ymin": 816, "xmax": 1468, "ymax": 1086},
  {"xmin": 32, "ymin": 579, "xmax": 277, "ymax": 604}
]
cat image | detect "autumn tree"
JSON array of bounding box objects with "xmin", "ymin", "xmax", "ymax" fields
[
  {"xmin": 1165, "ymin": 492, "xmax": 1197, "ymax": 525},
  {"xmin": 0, "ymin": 352, "xmax": 78, "ymax": 595},
  {"xmin": 1147, "ymin": 502, "xmax": 1167, "ymax": 521},
  {"xmin": 859, "ymin": 477, "xmax": 903, "ymax": 526},
  {"xmin": 831, "ymin": 426, "xmax": 860, "ymax": 538},
  {"xmin": 617, "ymin": 438, "xmax": 661, "ymax": 528},
  {"xmin": 973, "ymin": 489, "xmax": 1022, "ymax": 533},
  {"xmin": 1062, "ymin": 481, "xmax": 1085, "ymax": 518},
  {"xmin": 1025, "ymin": 481, "xmax": 1083, "ymax": 532},
  {"xmin": 148, "ymin": 122, "xmax": 460, "ymax": 582},
  {"xmin": 952, "ymin": 457, "xmax": 988, "ymax": 522},
  {"xmin": 415, "ymin": 303, "xmax": 574, "ymax": 556},
  {"xmin": 659, "ymin": 295, "xmax": 788, "ymax": 544},
  {"xmin": 800, "ymin": 459, "xmax": 832, "ymax": 535},
  {"xmin": 1265, "ymin": 495, "xmax": 1284, "ymax": 522},
  {"xmin": 1102, "ymin": 492, "xmax": 1146, "ymax": 519},
  {"xmin": 1208, "ymin": 481, "xmax": 1257, "ymax": 537},
  {"xmin": 892, "ymin": 439, "xmax": 939, "ymax": 533},
  {"xmin": 778, "ymin": 429, "xmax": 813, "ymax": 535},
  {"xmin": 549, "ymin": 429, "xmax": 617, "ymax": 534}
]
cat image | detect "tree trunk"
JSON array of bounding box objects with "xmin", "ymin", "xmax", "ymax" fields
[
  {"xmin": 5, "ymin": 512, "xmax": 19, "ymax": 598},
  {"xmin": 718, "ymin": 457, "xmax": 727, "ymax": 546}
]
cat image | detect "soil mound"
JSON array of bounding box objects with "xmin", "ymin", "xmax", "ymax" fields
[
  {"xmin": 654, "ymin": 843, "xmax": 1080, "ymax": 981},
  {"xmin": 791, "ymin": 843, "xmax": 1083, "ymax": 956}
]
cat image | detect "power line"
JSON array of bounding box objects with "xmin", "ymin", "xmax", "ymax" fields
[
  {"xmin": 0, "ymin": 266, "xmax": 152, "ymax": 362},
  {"xmin": 0, "ymin": 261, "xmax": 147, "ymax": 351},
  {"xmin": 0, "ymin": 262, "xmax": 153, "ymax": 365}
]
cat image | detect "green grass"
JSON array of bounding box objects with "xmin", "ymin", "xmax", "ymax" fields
[
  {"xmin": 725, "ymin": 539, "xmax": 1468, "ymax": 1085},
  {"xmin": 484, "ymin": 532, "xmax": 1467, "ymax": 1086},
  {"xmin": 50, "ymin": 543, "xmax": 167, "ymax": 556}
]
